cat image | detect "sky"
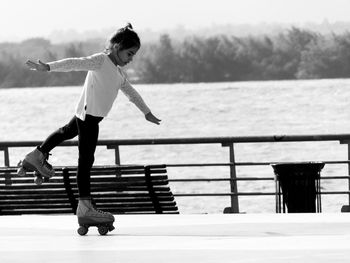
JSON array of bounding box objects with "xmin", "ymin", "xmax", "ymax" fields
[{"xmin": 1, "ymin": 0, "xmax": 350, "ymax": 42}]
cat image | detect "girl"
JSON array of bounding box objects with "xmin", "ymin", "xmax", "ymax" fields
[{"xmin": 23, "ymin": 23, "xmax": 161, "ymax": 232}]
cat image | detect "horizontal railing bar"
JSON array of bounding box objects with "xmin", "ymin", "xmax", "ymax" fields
[
  {"xmin": 2, "ymin": 133, "xmax": 350, "ymax": 148},
  {"xmin": 169, "ymin": 178, "xmax": 230, "ymax": 182},
  {"xmin": 174, "ymin": 191, "xmax": 350, "ymax": 197},
  {"xmin": 167, "ymin": 163, "xmax": 234, "ymax": 167},
  {"xmin": 236, "ymin": 161, "xmax": 350, "ymax": 165},
  {"xmin": 169, "ymin": 178, "xmax": 275, "ymax": 182},
  {"xmin": 166, "ymin": 161, "xmax": 350, "ymax": 167},
  {"xmin": 321, "ymin": 176, "xmax": 350, "ymax": 179},
  {"xmin": 168, "ymin": 176, "xmax": 350, "ymax": 182},
  {"xmin": 174, "ymin": 192, "xmax": 277, "ymax": 196}
]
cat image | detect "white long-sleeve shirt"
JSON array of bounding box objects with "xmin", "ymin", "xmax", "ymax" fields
[{"xmin": 48, "ymin": 52, "xmax": 151, "ymax": 120}]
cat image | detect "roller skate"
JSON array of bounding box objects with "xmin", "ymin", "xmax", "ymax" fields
[
  {"xmin": 17, "ymin": 147, "xmax": 55, "ymax": 185},
  {"xmin": 77, "ymin": 197, "xmax": 115, "ymax": 236}
]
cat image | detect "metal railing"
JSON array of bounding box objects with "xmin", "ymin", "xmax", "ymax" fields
[{"xmin": 1, "ymin": 134, "xmax": 350, "ymax": 213}]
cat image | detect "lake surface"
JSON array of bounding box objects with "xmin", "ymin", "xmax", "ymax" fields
[{"xmin": 1, "ymin": 79, "xmax": 350, "ymax": 213}]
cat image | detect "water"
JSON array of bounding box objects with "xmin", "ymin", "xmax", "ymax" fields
[{"xmin": 1, "ymin": 79, "xmax": 350, "ymax": 214}]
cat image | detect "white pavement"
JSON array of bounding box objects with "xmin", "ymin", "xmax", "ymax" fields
[{"xmin": 1, "ymin": 213, "xmax": 350, "ymax": 263}]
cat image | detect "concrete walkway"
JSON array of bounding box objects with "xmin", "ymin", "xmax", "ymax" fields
[{"xmin": 1, "ymin": 213, "xmax": 350, "ymax": 262}]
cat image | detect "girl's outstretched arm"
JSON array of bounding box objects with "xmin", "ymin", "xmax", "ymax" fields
[
  {"xmin": 121, "ymin": 79, "xmax": 161, "ymax": 125},
  {"xmin": 25, "ymin": 53, "xmax": 105, "ymax": 72}
]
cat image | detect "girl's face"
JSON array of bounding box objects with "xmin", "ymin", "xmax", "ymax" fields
[{"xmin": 112, "ymin": 45, "xmax": 139, "ymax": 66}]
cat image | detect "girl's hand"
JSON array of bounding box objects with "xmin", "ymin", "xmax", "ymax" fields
[
  {"xmin": 25, "ymin": 60, "xmax": 50, "ymax": 71},
  {"xmin": 145, "ymin": 112, "xmax": 161, "ymax": 125}
]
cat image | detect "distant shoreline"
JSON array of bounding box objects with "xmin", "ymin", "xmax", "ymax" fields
[{"xmin": 2, "ymin": 78, "xmax": 350, "ymax": 90}]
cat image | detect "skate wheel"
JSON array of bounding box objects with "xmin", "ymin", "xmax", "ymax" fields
[
  {"xmin": 98, "ymin": 226, "xmax": 109, "ymax": 235},
  {"xmin": 34, "ymin": 176, "xmax": 43, "ymax": 185},
  {"xmin": 77, "ymin": 226, "xmax": 89, "ymax": 236},
  {"xmin": 17, "ymin": 166, "xmax": 26, "ymax": 177}
]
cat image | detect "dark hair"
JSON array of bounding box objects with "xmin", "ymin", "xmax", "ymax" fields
[{"xmin": 107, "ymin": 23, "xmax": 141, "ymax": 51}]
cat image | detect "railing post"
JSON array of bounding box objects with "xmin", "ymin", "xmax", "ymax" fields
[
  {"xmin": 106, "ymin": 145, "xmax": 121, "ymax": 165},
  {"xmin": 0, "ymin": 147, "xmax": 10, "ymax": 167},
  {"xmin": 340, "ymin": 140, "xmax": 350, "ymax": 212},
  {"xmin": 222, "ymin": 142, "xmax": 239, "ymax": 213},
  {"xmin": 347, "ymin": 143, "xmax": 350, "ymax": 206}
]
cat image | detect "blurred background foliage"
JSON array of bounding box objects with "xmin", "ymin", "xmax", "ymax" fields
[{"xmin": 1, "ymin": 27, "xmax": 350, "ymax": 88}]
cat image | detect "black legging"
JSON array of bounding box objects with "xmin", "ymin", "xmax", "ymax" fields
[{"xmin": 40, "ymin": 114, "xmax": 103, "ymax": 198}]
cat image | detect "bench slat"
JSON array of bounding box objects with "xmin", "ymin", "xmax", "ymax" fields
[
  {"xmin": 0, "ymin": 197, "xmax": 175, "ymax": 206},
  {"xmin": 0, "ymin": 201, "xmax": 177, "ymax": 210},
  {"xmin": 0, "ymin": 180, "xmax": 170, "ymax": 190},
  {"xmin": 0, "ymin": 192, "xmax": 174, "ymax": 200}
]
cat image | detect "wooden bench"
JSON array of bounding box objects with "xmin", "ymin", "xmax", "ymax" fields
[{"xmin": 0, "ymin": 164, "xmax": 179, "ymax": 215}]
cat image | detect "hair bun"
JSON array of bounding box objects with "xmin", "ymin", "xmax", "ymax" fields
[{"xmin": 125, "ymin": 23, "xmax": 133, "ymax": 30}]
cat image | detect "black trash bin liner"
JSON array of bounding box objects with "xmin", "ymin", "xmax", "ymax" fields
[{"xmin": 272, "ymin": 162, "xmax": 325, "ymax": 213}]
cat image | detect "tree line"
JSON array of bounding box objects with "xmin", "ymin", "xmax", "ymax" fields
[{"xmin": 1, "ymin": 27, "xmax": 350, "ymax": 88}]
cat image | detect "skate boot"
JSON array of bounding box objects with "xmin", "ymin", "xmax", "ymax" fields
[
  {"xmin": 17, "ymin": 147, "xmax": 55, "ymax": 182},
  {"xmin": 77, "ymin": 197, "xmax": 115, "ymax": 236}
]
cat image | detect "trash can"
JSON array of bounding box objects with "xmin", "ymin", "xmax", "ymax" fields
[{"xmin": 272, "ymin": 162, "xmax": 325, "ymax": 213}]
